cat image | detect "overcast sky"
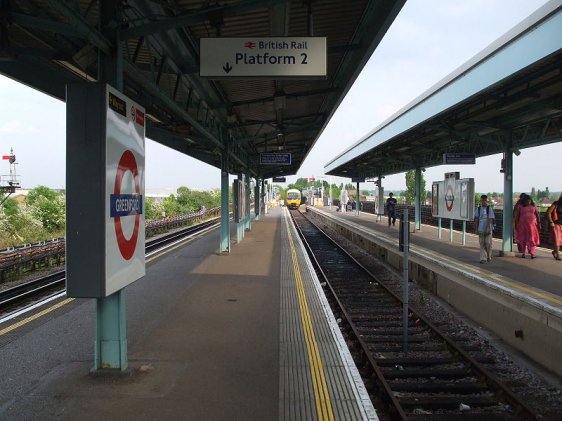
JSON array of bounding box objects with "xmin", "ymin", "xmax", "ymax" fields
[{"xmin": 0, "ymin": 0, "xmax": 558, "ymax": 194}]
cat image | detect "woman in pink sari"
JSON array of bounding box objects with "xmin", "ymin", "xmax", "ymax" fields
[{"xmin": 514, "ymin": 194, "xmax": 541, "ymax": 258}]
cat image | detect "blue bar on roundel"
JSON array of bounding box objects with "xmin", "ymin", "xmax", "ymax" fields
[{"xmin": 110, "ymin": 194, "xmax": 143, "ymax": 217}]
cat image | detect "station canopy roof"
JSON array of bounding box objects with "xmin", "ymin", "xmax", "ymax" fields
[
  {"xmin": 0, "ymin": 0, "xmax": 404, "ymax": 180},
  {"xmin": 325, "ymin": 1, "xmax": 562, "ymax": 180}
]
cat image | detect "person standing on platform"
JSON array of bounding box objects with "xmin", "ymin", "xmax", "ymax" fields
[
  {"xmin": 474, "ymin": 194, "xmax": 495, "ymax": 264},
  {"xmin": 513, "ymin": 193, "xmax": 526, "ymax": 254},
  {"xmin": 514, "ymin": 194, "xmax": 541, "ymax": 259},
  {"xmin": 386, "ymin": 192, "xmax": 397, "ymax": 227},
  {"xmin": 547, "ymin": 193, "xmax": 562, "ymax": 261}
]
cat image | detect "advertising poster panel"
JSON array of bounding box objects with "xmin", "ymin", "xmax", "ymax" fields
[{"xmin": 431, "ymin": 174, "xmax": 474, "ymax": 222}]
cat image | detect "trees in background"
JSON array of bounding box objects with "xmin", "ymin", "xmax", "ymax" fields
[
  {"xmin": 0, "ymin": 186, "xmax": 222, "ymax": 247},
  {"xmin": 286, "ymin": 177, "xmax": 341, "ymax": 203},
  {"xmin": 404, "ymin": 170, "xmax": 426, "ymax": 205},
  {"xmin": 145, "ymin": 187, "xmax": 221, "ymax": 219},
  {"xmin": 0, "ymin": 186, "xmax": 65, "ymax": 247}
]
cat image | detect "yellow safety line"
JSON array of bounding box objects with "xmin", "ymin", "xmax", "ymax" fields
[
  {"xmin": 0, "ymin": 298, "xmax": 74, "ymax": 336},
  {"xmin": 487, "ymin": 273, "xmax": 562, "ymax": 306},
  {"xmin": 330, "ymin": 209, "xmax": 562, "ymax": 306},
  {"xmin": 285, "ymin": 214, "xmax": 335, "ymax": 421},
  {"xmin": 434, "ymin": 255, "xmax": 562, "ymax": 306},
  {"xmin": 1, "ymin": 226, "xmax": 219, "ymax": 336}
]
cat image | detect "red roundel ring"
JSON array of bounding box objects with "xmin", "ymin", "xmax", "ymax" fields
[
  {"xmin": 114, "ymin": 150, "xmax": 140, "ymax": 260},
  {"xmin": 445, "ymin": 184, "xmax": 454, "ymax": 212}
]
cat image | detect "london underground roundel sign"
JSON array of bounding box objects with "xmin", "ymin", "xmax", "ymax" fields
[{"xmin": 111, "ymin": 150, "xmax": 141, "ymax": 260}]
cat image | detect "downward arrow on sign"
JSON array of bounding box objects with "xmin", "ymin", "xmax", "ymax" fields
[{"xmin": 223, "ymin": 62, "xmax": 232, "ymax": 73}]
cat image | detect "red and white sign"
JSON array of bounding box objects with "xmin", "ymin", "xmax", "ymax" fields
[
  {"xmin": 105, "ymin": 86, "xmax": 145, "ymax": 295},
  {"xmin": 113, "ymin": 150, "xmax": 141, "ymax": 260}
]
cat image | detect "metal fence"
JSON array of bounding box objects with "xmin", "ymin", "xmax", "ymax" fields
[{"xmin": 0, "ymin": 207, "xmax": 222, "ymax": 283}]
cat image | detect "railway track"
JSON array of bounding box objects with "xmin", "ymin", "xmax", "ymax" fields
[
  {"xmin": 0, "ymin": 218, "xmax": 220, "ymax": 316},
  {"xmin": 290, "ymin": 209, "xmax": 539, "ymax": 420}
]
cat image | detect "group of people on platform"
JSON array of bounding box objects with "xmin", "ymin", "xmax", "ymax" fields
[{"xmin": 474, "ymin": 192, "xmax": 562, "ymax": 263}]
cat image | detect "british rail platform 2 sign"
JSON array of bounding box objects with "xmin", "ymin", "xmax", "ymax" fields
[{"xmin": 200, "ymin": 37, "xmax": 327, "ymax": 78}]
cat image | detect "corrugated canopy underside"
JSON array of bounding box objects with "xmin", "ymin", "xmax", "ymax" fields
[{"xmin": 0, "ymin": 0, "xmax": 404, "ymax": 179}]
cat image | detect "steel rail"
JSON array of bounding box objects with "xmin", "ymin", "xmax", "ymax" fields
[
  {"xmin": 0, "ymin": 218, "xmax": 220, "ymax": 314},
  {"xmin": 290, "ymin": 209, "xmax": 540, "ymax": 420}
]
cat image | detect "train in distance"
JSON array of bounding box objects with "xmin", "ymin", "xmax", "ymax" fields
[
  {"xmin": 285, "ymin": 187, "xmax": 325, "ymax": 209},
  {"xmin": 286, "ymin": 188, "xmax": 302, "ymax": 210}
]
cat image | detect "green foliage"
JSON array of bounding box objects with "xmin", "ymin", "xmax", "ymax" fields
[
  {"xmin": 0, "ymin": 203, "xmax": 50, "ymax": 247},
  {"xmin": 153, "ymin": 188, "xmax": 222, "ymax": 218},
  {"xmin": 0, "ymin": 185, "xmax": 224, "ymax": 248},
  {"xmin": 2, "ymin": 197, "xmax": 19, "ymax": 216},
  {"xmin": 329, "ymin": 184, "xmax": 341, "ymax": 201},
  {"xmin": 287, "ymin": 177, "xmax": 309, "ymax": 192},
  {"xmin": 1, "ymin": 186, "xmax": 65, "ymax": 246},
  {"xmin": 145, "ymin": 197, "xmax": 165, "ymax": 220},
  {"xmin": 26, "ymin": 185, "xmax": 59, "ymax": 204},
  {"xmin": 162, "ymin": 194, "xmax": 178, "ymax": 217},
  {"xmin": 176, "ymin": 187, "xmax": 221, "ymax": 214},
  {"xmin": 404, "ymin": 170, "xmax": 426, "ymax": 205},
  {"xmin": 25, "ymin": 186, "xmax": 65, "ymax": 231}
]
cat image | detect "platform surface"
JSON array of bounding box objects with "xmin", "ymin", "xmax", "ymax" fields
[
  {"xmin": 317, "ymin": 206, "xmax": 562, "ymax": 303},
  {"xmin": 0, "ymin": 207, "xmax": 374, "ymax": 421}
]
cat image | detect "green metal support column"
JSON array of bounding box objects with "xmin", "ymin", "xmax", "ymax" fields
[
  {"xmin": 254, "ymin": 183, "xmax": 260, "ymax": 221},
  {"xmin": 95, "ymin": 290, "xmax": 127, "ymax": 370},
  {"xmin": 262, "ymin": 179, "xmax": 267, "ymax": 215},
  {"xmin": 237, "ymin": 174, "xmax": 244, "ymax": 243},
  {"xmin": 220, "ymin": 141, "xmax": 230, "ymax": 253},
  {"xmin": 501, "ymin": 140, "xmax": 515, "ymax": 256},
  {"xmin": 95, "ymin": 0, "xmax": 127, "ymax": 372},
  {"xmin": 245, "ymin": 173, "xmax": 251, "ymax": 231},
  {"xmin": 355, "ymin": 181, "xmax": 360, "ymax": 216},
  {"xmin": 415, "ymin": 168, "xmax": 422, "ymax": 231},
  {"xmin": 220, "ymin": 173, "xmax": 230, "ymax": 253}
]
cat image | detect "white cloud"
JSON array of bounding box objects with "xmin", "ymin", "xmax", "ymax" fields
[
  {"xmin": 0, "ymin": 0, "xmax": 557, "ymax": 194},
  {"xmin": 299, "ymin": 0, "xmax": 558, "ymax": 194},
  {"xmin": 0, "ymin": 120, "xmax": 40, "ymax": 134}
]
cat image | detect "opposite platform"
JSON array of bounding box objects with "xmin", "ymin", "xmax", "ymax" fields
[{"xmin": 305, "ymin": 205, "xmax": 562, "ymax": 379}]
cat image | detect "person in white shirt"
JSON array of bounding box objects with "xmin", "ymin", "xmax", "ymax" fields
[{"xmin": 474, "ymin": 194, "xmax": 495, "ymax": 264}]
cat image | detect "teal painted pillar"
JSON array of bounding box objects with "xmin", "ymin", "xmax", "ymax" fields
[
  {"xmin": 95, "ymin": 0, "xmax": 127, "ymax": 371},
  {"xmin": 237, "ymin": 174, "xmax": 244, "ymax": 243},
  {"xmin": 220, "ymin": 168, "xmax": 230, "ymax": 253},
  {"xmin": 94, "ymin": 290, "xmax": 127, "ymax": 370},
  {"xmin": 254, "ymin": 184, "xmax": 260, "ymax": 221},
  {"xmin": 355, "ymin": 181, "xmax": 360, "ymax": 216},
  {"xmin": 501, "ymin": 145, "xmax": 515, "ymax": 256},
  {"xmin": 262, "ymin": 179, "xmax": 267, "ymax": 215},
  {"xmin": 246, "ymin": 173, "xmax": 251, "ymax": 231},
  {"xmin": 415, "ymin": 168, "xmax": 422, "ymax": 231}
]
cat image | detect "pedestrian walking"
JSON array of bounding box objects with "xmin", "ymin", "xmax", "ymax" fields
[
  {"xmin": 514, "ymin": 194, "xmax": 541, "ymax": 258},
  {"xmin": 474, "ymin": 194, "xmax": 495, "ymax": 263},
  {"xmin": 386, "ymin": 193, "xmax": 397, "ymax": 227},
  {"xmin": 547, "ymin": 193, "xmax": 562, "ymax": 261}
]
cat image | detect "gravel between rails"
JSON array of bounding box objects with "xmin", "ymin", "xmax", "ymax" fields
[{"xmin": 315, "ymin": 219, "xmax": 562, "ymax": 418}]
